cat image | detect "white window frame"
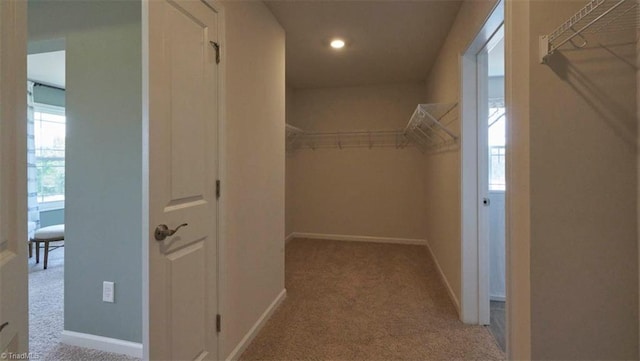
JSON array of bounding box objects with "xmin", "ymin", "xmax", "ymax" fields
[{"xmin": 33, "ymin": 102, "xmax": 65, "ymax": 211}]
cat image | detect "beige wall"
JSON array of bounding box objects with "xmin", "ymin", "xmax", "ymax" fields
[
  {"xmin": 526, "ymin": 1, "xmax": 638, "ymax": 359},
  {"xmin": 285, "ymin": 86, "xmax": 295, "ymax": 237},
  {"xmin": 287, "ymin": 84, "xmax": 427, "ymax": 240},
  {"xmin": 222, "ymin": 1, "xmax": 285, "ymax": 358},
  {"xmin": 290, "ymin": 84, "xmax": 424, "ymax": 131},
  {"xmin": 423, "ymin": 0, "xmax": 499, "ymax": 305}
]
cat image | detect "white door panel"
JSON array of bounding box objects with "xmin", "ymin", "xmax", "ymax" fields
[
  {"xmin": 0, "ymin": 0, "xmax": 28, "ymax": 356},
  {"xmin": 147, "ymin": 1, "xmax": 219, "ymax": 360}
]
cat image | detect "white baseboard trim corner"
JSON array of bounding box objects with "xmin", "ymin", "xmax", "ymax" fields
[
  {"xmin": 285, "ymin": 233, "xmax": 296, "ymax": 244},
  {"xmin": 425, "ymin": 240, "xmax": 461, "ymax": 316},
  {"xmin": 225, "ymin": 288, "xmax": 287, "ymax": 361},
  {"xmin": 293, "ymin": 232, "xmax": 428, "ymax": 246},
  {"xmin": 60, "ymin": 330, "xmax": 143, "ymax": 358}
]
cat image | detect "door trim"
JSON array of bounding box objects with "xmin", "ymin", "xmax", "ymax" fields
[
  {"xmin": 503, "ymin": 0, "xmax": 531, "ymax": 358},
  {"xmin": 141, "ymin": 1, "xmax": 226, "ymax": 359},
  {"xmin": 462, "ymin": 0, "xmax": 532, "ymax": 358},
  {"xmin": 211, "ymin": 1, "xmax": 227, "ymax": 359},
  {"xmin": 460, "ymin": 0, "xmax": 504, "ymax": 326}
]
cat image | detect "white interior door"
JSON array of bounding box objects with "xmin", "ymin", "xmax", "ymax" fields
[
  {"xmin": 0, "ymin": 0, "xmax": 28, "ymax": 356},
  {"xmin": 476, "ymin": 25, "xmax": 505, "ymax": 326},
  {"xmin": 476, "ymin": 44, "xmax": 491, "ymax": 326},
  {"xmin": 145, "ymin": 1, "xmax": 220, "ymax": 359}
]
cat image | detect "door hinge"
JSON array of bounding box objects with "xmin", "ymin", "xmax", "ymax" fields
[
  {"xmin": 216, "ymin": 314, "xmax": 221, "ymax": 333},
  {"xmin": 216, "ymin": 180, "xmax": 221, "ymax": 199},
  {"xmin": 210, "ymin": 41, "xmax": 220, "ymax": 64}
]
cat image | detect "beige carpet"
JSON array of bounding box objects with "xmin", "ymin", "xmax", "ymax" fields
[{"xmin": 240, "ymin": 239, "xmax": 504, "ymax": 361}]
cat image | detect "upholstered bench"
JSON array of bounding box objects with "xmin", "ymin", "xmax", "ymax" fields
[{"xmin": 30, "ymin": 224, "xmax": 64, "ymax": 269}]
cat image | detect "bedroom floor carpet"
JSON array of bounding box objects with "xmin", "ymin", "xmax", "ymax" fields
[{"xmin": 240, "ymin": 238, "xmax": 504, "ymax": 360}]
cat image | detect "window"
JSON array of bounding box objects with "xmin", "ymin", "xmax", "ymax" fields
[
  {"xmin": 34, "ymin": 104, "xmax": 65, "ymax": 209},
  {"xmin": 488, "ymin": 101, "xmax": 506, "ymax": 191}
]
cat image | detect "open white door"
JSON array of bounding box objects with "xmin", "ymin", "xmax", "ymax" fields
[
  {"xmin": 144, "ymin": 1, "xmax": 221, "ymax": 360},
  {"xmin": 0, "ymin": 0, "xmax": 29, "ymax": 356}
]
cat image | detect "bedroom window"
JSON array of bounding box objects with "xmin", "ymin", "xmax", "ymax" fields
[
  {"xmin": 488, "ymin": 103, "xmax": 506, "ymax": 191},
  {"xmin": 34, "ymin": 103, "xmax": 66, "ymax": 209}
]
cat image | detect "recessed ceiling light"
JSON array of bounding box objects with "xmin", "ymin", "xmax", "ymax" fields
[{"xmin": 330, "ymin": 39, "xmax": 345, "ymax": 49}]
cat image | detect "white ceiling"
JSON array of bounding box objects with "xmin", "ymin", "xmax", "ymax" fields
[
  {"xmin": 265, "ymin": 1, "xmax": 463, "ymax": 89},
  {"xmin": 27, "ymin": 50, "xmax": 65, "ymax": 88}
]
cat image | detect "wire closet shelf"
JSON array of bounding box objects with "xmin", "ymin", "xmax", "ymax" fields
[
  {"xmin": 403, "ymin": 103, "xmax": 458, "ymax": 153},
  {"xmin": 286, "ymin": 103, "xmax": 458, "ymax": 154},
  {"xmin": 539, "ymin": 0, "xmax": 639, "ymax": 63}
]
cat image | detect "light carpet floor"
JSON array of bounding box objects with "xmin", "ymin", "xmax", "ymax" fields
[
  {"xmin": 28, "ymin": 247, "xmax": 140, "ymax": 361},
  {"xmin": 240, "ymin": 239, "xmax": 504, "ymax": 361}
]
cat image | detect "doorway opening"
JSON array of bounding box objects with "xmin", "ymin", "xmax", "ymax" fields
[
  {"xmin": 479, "ymin": 28, "xmax": 506, "ymax": 351},
  {"xmin": 26, "ymin": 48, "xmax": 67, "ymax": 359},
  {"xmin": 460, "ymin": 0, "xmax": 506, "ymax": 353}
]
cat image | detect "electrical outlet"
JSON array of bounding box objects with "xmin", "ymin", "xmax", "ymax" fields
[{"xmin": 103, "ymin": 281, "xmax": 115, "ymax": 303}]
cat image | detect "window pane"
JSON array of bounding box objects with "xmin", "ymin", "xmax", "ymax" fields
[
  {"xmin": 488, "ymin": 105, "xmax": 506, "ymax": 191},
  {"xmin": 34, "ymin": 106, "xmax": 66, "ymax": 204},
  {"xmin": 489, "ymin": 146, "xmax": 506, "ymax": 191}
]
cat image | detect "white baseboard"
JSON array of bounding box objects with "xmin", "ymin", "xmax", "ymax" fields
[
  {"xmin": 225, "ymin": 288, "xmax": 287, "ymax": 361},
  {"xmin": 425, "ymin": 240, "xmax": 461, "ymax": 316},
  {"xmin": 292, "ymin": 232, "xmax": 428, "ymax": 246},
  {"xmin": 285, "ymin": 233, "xmax": 296, "ymax": 244},
  {"xmin": 60, "ymin": 330, "xmax": 143, "ymax": 358}
]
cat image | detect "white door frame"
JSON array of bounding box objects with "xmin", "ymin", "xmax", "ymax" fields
[
  {"xmin": 2, "ymin": 0, "xmax": 230, "ymax": 359},
  {"xmin": 141, "ymin": 0, "xmax": 226, "ymax": 359},
  {"xmin": 459, "ymin": 0, "xmax": 504, "ymax": 331}
]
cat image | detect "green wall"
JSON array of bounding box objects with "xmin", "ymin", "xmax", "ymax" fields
[
  {"xmin": 33, "ymin": 85, "xmax": 65, "ymax": 107},
  {"xmin": 40, "ymin": 208, "xmax": 64, "ymax": 227}
]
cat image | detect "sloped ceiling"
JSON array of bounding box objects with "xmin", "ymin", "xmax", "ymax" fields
[{"xmin": 265, "ymin": 0, "xmax": 463, "ymax": 89}]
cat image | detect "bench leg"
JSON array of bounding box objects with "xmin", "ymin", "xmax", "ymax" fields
[
  {"xmin": 44, "ymin": 241, "xmax": 50, "ymax": 270},
  {"xmin": 28, "ymin": 241, "xmax": 32, "ymax": 258},
  {"xmin": 35, "ymin": 241, "xmax": 40, "ymax": 264}
]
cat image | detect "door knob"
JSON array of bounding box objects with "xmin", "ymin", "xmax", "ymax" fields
[{"xmin": 154, "ymin": 223, "xmax": 188, "ymax": 241}]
